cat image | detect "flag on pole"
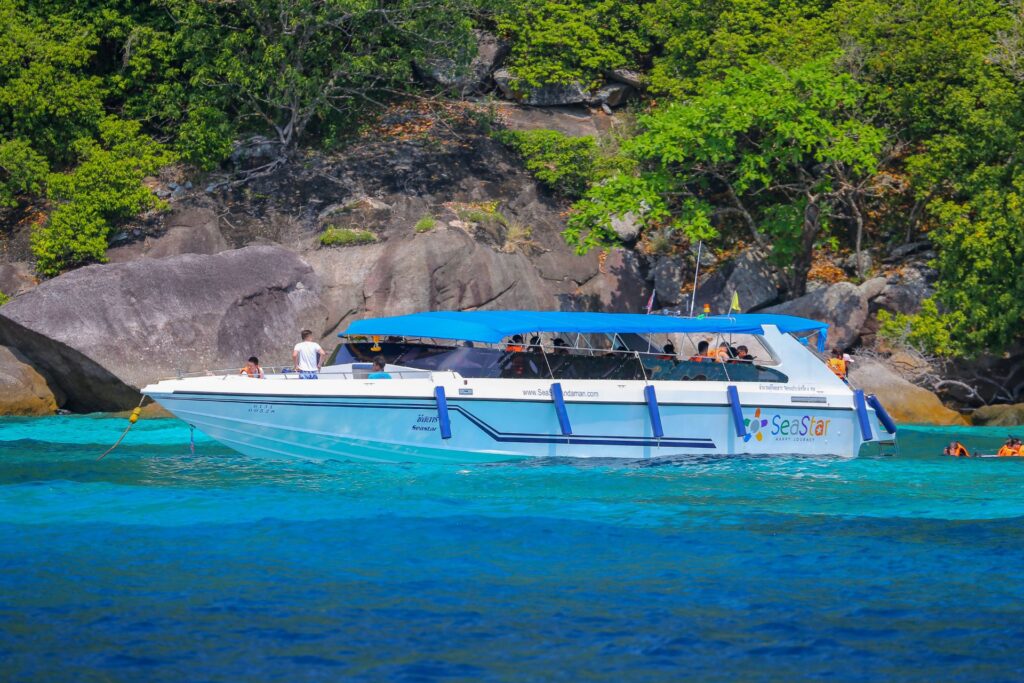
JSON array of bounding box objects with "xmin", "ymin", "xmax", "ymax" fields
[
  {"xmin": 645, "ymin": 289, "xmax": 656, "ymax": 314},
  {"xmin": 730, "ymin": 291, "xmax": 741, "ymax": 312}
]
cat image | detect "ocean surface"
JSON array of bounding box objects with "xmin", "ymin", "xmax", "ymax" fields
[{"xmin": 2, "ymin": 416, "xmax": 1024, "ymax": 682}]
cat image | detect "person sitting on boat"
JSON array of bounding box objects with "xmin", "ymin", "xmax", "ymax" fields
[
  {"xmin": 943, "ymin": 440, "xmax": 970, "ymax": 457},
  {"xmin": 293, "ymin": 329, "xmax": 326, "ymax": 379},
  {"xmin": 715, "ymin": 342, "xmax": 738, "ymax": 363},
  {"xmin": 528, "ymin": 335, "xmax": 541, "ymax": 350},
  {"xmin": 735, "ymin": 345, "xmax": 755, "ymax": 362},
  {"xmin": 551, "ymin": 338, "xmax": 569, "ymax": 354},
  {"xmin": 658, "ymin": 342, "xmax": 676, "ymax": 360},
  {"xmin": 505, "ymin": 334, "xmax": 525, "ymax": 352},
  {"xmin": 239, "ymin": 356, "xmax": 264, "ymax": 379},
  {"xmin": 827, "ymin": 347, "xmax": 850, "ymax": 382},
  {"xmin": 689, "ymin": 340, "xmax": 712, "ymax": 362},
  {"xmin": 368, "ymin": 355, "xmax": 392, "ymax": 379}
]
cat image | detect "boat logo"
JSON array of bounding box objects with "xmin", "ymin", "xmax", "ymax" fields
[
  {"xmin": 743, "ymin": 408, "xmax": 768, "ymax": 442},
  {"xmin": 743, "ymin": 407, "xmax": 832, "ymax": 441}
]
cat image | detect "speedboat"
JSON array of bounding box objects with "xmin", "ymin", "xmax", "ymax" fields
[{"xmin": 142, "ymin": 311, "xmax": 898, "ymax": 463}]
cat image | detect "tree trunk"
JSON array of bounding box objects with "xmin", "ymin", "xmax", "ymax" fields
[{"xmin": 789, "ymin": 198, "xmax": 821, "ymax": 297}]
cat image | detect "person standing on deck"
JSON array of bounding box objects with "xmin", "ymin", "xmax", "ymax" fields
[{"xmin": 293, "ymin": 329, "xmax": 326, "ymax": 379}]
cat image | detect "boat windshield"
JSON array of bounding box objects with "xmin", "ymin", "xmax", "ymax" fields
[{"xmin": 328, "ymin": 338, "xmax": 789, "ymax": 383}]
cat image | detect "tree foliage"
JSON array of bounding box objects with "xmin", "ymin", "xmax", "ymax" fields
[
  {"xmin": 167, "ymin": 0, "xmax": 478, "ymax": 156},
  {"xmin": 495, "ymin": 0, "xmax": 649, "ymax": 89},
  {"xmin": 32, "ymin": 117, "xmax": 174, "ymax": 276},
  {"xmin": 567, "ymin": 59, "xmax": 884, "ymax": 294}
]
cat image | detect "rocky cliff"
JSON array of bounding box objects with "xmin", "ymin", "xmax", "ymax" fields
[{"xmin": 0, "ymin": 103, "xmax": 1009, "ymax": 424}]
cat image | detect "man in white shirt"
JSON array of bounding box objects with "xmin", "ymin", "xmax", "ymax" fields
[{"xmin": 292, "ymin": 329, "xmax": 326, "ymax": 379}]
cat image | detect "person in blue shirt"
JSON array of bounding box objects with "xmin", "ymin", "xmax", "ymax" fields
[{"xmin": 368, "ymin": 355, "xmax": 391, "ymax": 379}]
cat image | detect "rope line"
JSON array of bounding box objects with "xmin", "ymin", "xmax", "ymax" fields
[{"xmin": 97, "ymin": 396, "xmax": 147, "ymax": 460}]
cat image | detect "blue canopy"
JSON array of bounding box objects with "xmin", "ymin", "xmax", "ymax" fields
[{"xmin": 342, "ymin": 311, "xmax": 828, "ymax": 349}]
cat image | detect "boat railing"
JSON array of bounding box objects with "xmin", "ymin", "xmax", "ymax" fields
[{"xmin": 166, "ymin": 366, "xmax": 434, "ymax": 381}]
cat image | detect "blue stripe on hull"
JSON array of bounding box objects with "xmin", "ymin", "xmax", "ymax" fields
[{"xmin": 162, "ymin": 394, "xmax": 715, "ymax": 449}]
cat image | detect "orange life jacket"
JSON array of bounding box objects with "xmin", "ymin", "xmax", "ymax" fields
[
  {"xmin": 240, "ymin": 366, "xmax": 263, "ymax": 378},
  {"xmin": 827, "ymin": 357, "xmax": 847, "ymax": 378},
  {"xmin": 505, "ymin": 344, "xmax": 524, "ymax": 352},
  {"xmin": 1018, "ymin": 445, "xmax": 1024, "ymax": 456},
  {"xmin": 997, "ymin": 445, "xmax": 1016, "ymax": 457},
  {"xmin": 950, "ymin": 442, "xmax": 969, "ymax": 457}
]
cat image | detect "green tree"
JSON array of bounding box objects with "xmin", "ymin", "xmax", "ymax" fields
[
  {"xmin": 0, "ymin": 138, "xmax": 48, "ymax": 207},
  {"xmin": 566, "ymin": 58, "xmax": 884, "ymax": 295},
  {"xmin": 0, "ymin": 0, "xmax": 105, "ymax": 163},
  {"xmin": 166, "ymin": 0, "xmax": 479, "ymax": 166},
  {"xmin": 496, "ymin": 0, "xmax": 650, "ymax": 89},
  {"xmin": 32, "ymin": 117, "xmax": 174, "ymax": 276}
]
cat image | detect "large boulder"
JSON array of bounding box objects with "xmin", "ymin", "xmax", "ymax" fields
[
  {"xmin": 573, "ymin": 248, "xmax": 650, "ymax": 312},
  {"xmin": 694, "ymin": 248, "xmax": 780, "ymax": 314},
  {"xmin": 362, "ymin": 227, "xmax": 554, "ymax": 317},
  {"xmin": 972, "ymin": 403, "xmax": 1024, "ymax": 427},
  {"xmin": 848, "ymin": 359, "xmax": 968, "ymax": 426},
  {"xmin": 763, "ymin": 280, "xmax": 873, "ymax": 349},
  {"xmin": 414, "ymin": 31, "xmax": 509, "ymax": 95},
  {"xmin": 652, "ymin": 256, "xmax": 687, "ymax": 306},
  {"xmin": 494, "ymin": 69, "xmax": 588, "ymax": 106},
  {"xmin": 107, "ymin": 208, "xmax": 229, "ymax": 263},
  {"xmin": 0, "ymin": 344, "xmax": 57, "ymax": 415},
  {"xmin": 0, "ymin": 246, "xmax": 327, "ymax": 411}
]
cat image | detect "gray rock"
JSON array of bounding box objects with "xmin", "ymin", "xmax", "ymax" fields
[
  {"xmin": 652, "ymin": 256, "xmax": 687, "ymax": 306},
  {"xmin": 886, "ymin": 241, "xmax": 931, "ymax": 262},
  {"xmin": 361, "ymin": 228, "xmax": 553, "ymax": 316},
  {"xmin": 610, "ymin": 212, "xmax": 642, "ymax": 242},
  {"xmin": 857, "ymin": 276, "xmax": 888, "ymax": 301},
  {"xmin": 0, "ymin": 344, "xmax": 57, "ymax": 415},
  {"xmin": 874, "ymin": 267, "xmax": 932, "ymax": 316},
  {"xmin": 593, "ymin": 83, "xmax": 634, "ymax": 107},
  {"xmin": 0, "ymin": 262, "xmax": 36, "ymax": 297},
  {"xmin": 106, "ymin": 208, "xmax": 229, "ymax": 263},
  {"xmin": 415, "ymin": 31, "xmax": 509, "ymax": 95},
  {"xmin": 0, "ymin": 246, "xmax": 327, "ymax": 411},
  {"xmin": 607, "ymin": 68, "xmax": 643, "ymax": 89},
  {"xmin": 694, "ymin": 248, "xmax": 780, "ymax": 314},
  {"xmin": 763, "ymin": 281, "xmax": 869, "ymax": 349},
  {"xmin": 495, "ymin": 103, "xmax": 609, "ymax": 138},
  {"xmin": 573, "ymin": 248, "xmax": 650, "ymax": 312},
  {"xmin": 842, "ymin": 251, "xmax": 873, "ymax": 275},
  {"xmin": 494, "ymin": 69, "xmax": 588, "ymax": 106}
]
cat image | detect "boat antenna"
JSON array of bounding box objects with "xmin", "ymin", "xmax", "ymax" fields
[{"xmin": 688, "ymin": 240, "xmax": 703, "ymax": 318}]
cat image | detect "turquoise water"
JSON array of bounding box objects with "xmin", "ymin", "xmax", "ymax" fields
[{"xmin": 2, "ymin": 416, "xmax": 1024, "ymax": 682}]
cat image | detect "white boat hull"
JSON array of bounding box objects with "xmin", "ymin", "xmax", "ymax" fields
[{"xmin": 145, "ymin": 374, "xmax": 892, "ymax": 463}]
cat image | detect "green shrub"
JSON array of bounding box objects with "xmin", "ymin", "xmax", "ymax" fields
[
  {"xmin": 0, "ymin": 139, "xmax": 49, "ymax": 207},
  {"xmin": 176, "ymin": 106, "xmax": 234, "ymax": 171},
  {"xmin": 0, "ymin": 291, "xmax": 9, "ymax": 306},
  {"xmin": 414, "ymin": 216, "xmax": 438, "ymax": 233},
  {"xmin": 320, "ymin": 227, "xmax": 377, "ymax": 247},
  {"xmin": 494, "ymin": 129, "xmax": 597, "ymax": 198},
  {"xmin": 32, "ymin": 117, "xmax": 174, "ymax": 276}
]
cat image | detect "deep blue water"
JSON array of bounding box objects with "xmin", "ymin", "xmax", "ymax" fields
[{"xmin": 2, "ymin": 416, "xmax": 1024, "ymax": 682}]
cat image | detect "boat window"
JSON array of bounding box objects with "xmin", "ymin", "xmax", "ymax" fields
[{"xmin": 331, "ymin": 336, "xmax": 788, "ymax": 383}]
